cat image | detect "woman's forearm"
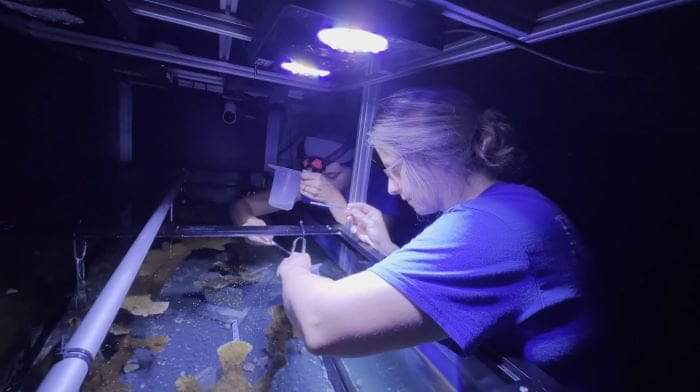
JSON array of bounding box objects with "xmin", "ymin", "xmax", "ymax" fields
[
  {"xmin": 229, "ymin": 191, "xmax": 277, "ymax": 225},
  {"xmin": 229, "ymin": 199, "xmax": 254, "ymax": 225},
  {"xmin": 377, "ymin": 242, "xmax": 399, "ymax": 256},
  {"xmin": 279, "ymin": 266, "xmax": 335, "ymax": 353},
  {"xmin": 326, "ymin": 194, "xmax": 348, "ymax": 224}
]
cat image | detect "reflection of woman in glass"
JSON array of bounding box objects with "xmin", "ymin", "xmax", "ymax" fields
[{"xmin": 229, "ymin": 135, "xmax": 399, "ymax": 246}]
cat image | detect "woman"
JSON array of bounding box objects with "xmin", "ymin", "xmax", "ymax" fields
[
  {"xmin": 277, "ymin": 88, "xmax": 593, "ymax": 388},
  {"xmin": 229, "ymin": 135, "xmax": 400, "ymax": 245}
]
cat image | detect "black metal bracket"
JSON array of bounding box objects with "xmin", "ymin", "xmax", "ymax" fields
[{"xmin": 74, "ymin": 224, "xmax": 342, "ymax": 239}]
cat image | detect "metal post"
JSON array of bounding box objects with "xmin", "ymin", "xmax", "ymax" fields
[
  {"xmin": 341, "ymin": 59, "xmax": 380, "ymax": 272},
  {"xmin": 38, "ymin": 183, "xmax": 181, "ymax": 392},
  {"xmin": 218, "ymin": 0, "xmax": 240, "ymax": 61},
  {"xmin": 118, "ymin": 80, "xmax": 133, "ymax": 163},
  {"xmin": 264, "ymin": 104, "xmax": 283, "ymax": 170}
]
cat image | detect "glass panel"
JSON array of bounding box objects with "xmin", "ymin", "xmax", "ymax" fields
[{"xmin": 57, "ymin": 235, "xmax": 453, "ymax": 391}]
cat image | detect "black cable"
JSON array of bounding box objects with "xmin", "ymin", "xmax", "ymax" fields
[
  {"xmin": 276, "ymin": 134, "xmax": 304, "ymax": 157},
  {"xmin": 446, "ymin": 27, "xmax": 627, "ymax": 77}
]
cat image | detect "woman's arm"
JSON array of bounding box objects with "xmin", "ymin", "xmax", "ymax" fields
[
  {"xmin": 300, "ymin": 171, "xmax": 348, "ymax": 224},
  {"xmin": 229, "ymin": 190, "xmax": 279, "ymax": 245},
  {"xmin": 229, "ymin": 190, "xmax": 278, "ymax": 225},
  {"xmin": 346, "ymin": 202, "xmax": 399, "ymax": 256},
  {"xmin": 277, "ymin": 253, "xmax": 446, "ymax": 356}
]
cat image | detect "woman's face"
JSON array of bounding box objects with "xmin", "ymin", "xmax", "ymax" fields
[
  {"xmin": 376, "ymin": 148, "xmax": 439, "ymax": 215},
  {"xmin": 323, "ymin": 162, "xmax": 352, "ymax": 192}
]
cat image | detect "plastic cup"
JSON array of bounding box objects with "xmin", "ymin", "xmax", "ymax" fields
[{"xmin": 268, "ymin": 164, "xmax": 301, "ymax": 210}]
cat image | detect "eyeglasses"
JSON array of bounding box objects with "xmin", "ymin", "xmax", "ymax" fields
[{"xmin": 382, "ymin": 158, "xmax": 403, "ymax": 182}]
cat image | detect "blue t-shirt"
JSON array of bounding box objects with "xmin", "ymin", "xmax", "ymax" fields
[{"xmin": 369, "ymin": 182, "xmax": 591, "ymax": 383}]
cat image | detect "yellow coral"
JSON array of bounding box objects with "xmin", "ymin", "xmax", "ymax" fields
[
  {"xmin": 175, "ymin": 375, "xmax": 202, "ymax": 392},
  {"xmin": 109, "ymin": 324, "xmax": 131, "ymax": 336},
  {"xmin": 212, "ymin": 340, "xmax": 253, "ymax": 392},
  {"xmin": 217, "ymin": 340, "xmax": 253, "ymax": 369},
  {"xmin": 121, "ymin": 295, "xmax": 169, "ymax": 316}
]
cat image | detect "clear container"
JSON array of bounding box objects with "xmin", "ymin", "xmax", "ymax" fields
[{"xmin": 268, "ymin": 164, "xmax": 301, "ymax": 210}]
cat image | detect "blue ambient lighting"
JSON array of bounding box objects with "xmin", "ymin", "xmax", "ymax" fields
[
  {"xmin": 317, "ymin": 27, "xmax": 389, "ymax": 54},
  {"xmin": 280, "ymin": 60, "xmax": 331, "ymax": 77}
]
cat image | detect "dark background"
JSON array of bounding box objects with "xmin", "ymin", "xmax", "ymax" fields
[{"xmin": 1, "ymin": 3, "xmax": 698, "ymax": 390}]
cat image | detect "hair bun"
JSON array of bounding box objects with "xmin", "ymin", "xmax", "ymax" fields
[{"xmin": 472, "ymin": 108, "xmax": 517, "ymax": 176}]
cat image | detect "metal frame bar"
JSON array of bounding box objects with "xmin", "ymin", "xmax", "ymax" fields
[
  {"xmin": 128, "ymin": 0, "xmax": 253, "ymax": 41},
  {"xmin": 347, "ymin": 59, "xmax": 380, "ymax": 204},
  {"xmin": 264, "ymin": 104, "xmax": 283, "ymax": 170},
  {"xmin": 218, "ymin": 32, "xmax": 234, "ymax": 60},
  {"xmin": 117, "ymin": 80, "xmax": 133, "ymax": 163},
  {"xmin": 74, "ymin": 224, "xmax": 341, "ymax": 239},
  {"xmin": 530, "ymin": 0, "xmax": 690, "ymax": 40},
  {"xmin": 37, "ymin": 182, "xmax": 181, "ymax": 392},
  {"xmin": 427, "ymin": 0, "xmax": 528, "ymax": 37},
  {"xmin": 339, "ymin": 0, "xmax": 690, "ymax": 90},
  {"xmin": 217, "ymin": 0, "xmax": 239, "ymax": 60},
  {"xmin": 168, "ymin": 68, "xmax": 225, "ymax": 93},
  {"xmin": 19, "ymin": 21, "xmax": 331, "ymax": 92},
  {"xmin": 3, "ymin": 0, "xmax": 687, "ymax": 94},
  {"xmin": 339, "ymin": 59, "xmax": 381, "ymax": 273},
  {"xmin": 72, "ymin": 225, "xmax": 376, "ymax": 269},
  {"xmin": 129, "ymin": 3, "xmax": 251, "ymax": 41},
  {"xmin": 321, "ymin": 356, "xmax": 351, "ymax": 392},
  {"xmin": 336, "ymin": 227, "xmax": 387, "ymax": 265},
  {"xmin": 142, "ymin": 0, "xmax": 252, "ymax": 28},
  {"xmin": 157, "ymin": 224, "xmax": 340, "ymax": 238},
  {"xmin": 168, "ymin": 68, "xmax": 224, "ymax": 85},
  {"xmin": 536, "ymin": 0, "xmax": 613, "ymax": 23}
]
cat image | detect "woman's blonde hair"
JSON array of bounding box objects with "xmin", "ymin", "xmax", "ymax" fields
[{"xmin": 369, "ymin": 88, "xmax": 520, "ymax": 199}]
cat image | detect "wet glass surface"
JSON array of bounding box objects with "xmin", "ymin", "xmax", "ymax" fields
[{"xmin": 51, "ymin": 236, "xmax": 454, "ymax": 392}]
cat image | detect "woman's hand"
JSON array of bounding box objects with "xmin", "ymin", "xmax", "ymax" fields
[
  {"xmin": 241, "ymin": 216, "xmax": 274, "ymax": 246},
  {"xmin": 277, "ymin": 252, "xmax": 312, "ymax": 278},
  {"xmin": 345, "ymin": 203, "xmax": 399, "ymax": 256},
  {"xmin": 300, "ymin": 171, "xmax": 346, "ymax": 206}
]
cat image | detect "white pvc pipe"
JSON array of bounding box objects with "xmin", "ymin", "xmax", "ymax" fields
[{"xmin": 38, "ymin": 184, "xmax": 180, "ymax": 392}]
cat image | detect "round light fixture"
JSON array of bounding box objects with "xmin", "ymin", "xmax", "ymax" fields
[
  {"xmin": 317, "ymin": 27, "xmax": 388, "ymax": 54},
  {"xmin": 280, "ymin": 60, "xmax": 331, "ymax": 78}
]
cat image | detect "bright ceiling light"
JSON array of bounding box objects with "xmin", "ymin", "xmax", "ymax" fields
[
  {"xmin": 280, "ymin": 60, "xmax": 331, "ymax": 77},
  {"xmin": 317, "ymin": 27, "xmax": 389, "ymax": 54}
]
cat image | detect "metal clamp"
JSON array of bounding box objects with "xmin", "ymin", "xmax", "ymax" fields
[
  {"xmin": 291, "ymin": 220, "xmax": 306, "ymax": 253},
  {"xmin": 72, "ymin": 237, "xmax": 89, "ymax": 309},
  {"xmin": 61, "ymin": 347, "xmax": 94, "ymax": 369},
  {"xmin": 72, "ymin": 238, "xmax": 87, "ymax": 285}
]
